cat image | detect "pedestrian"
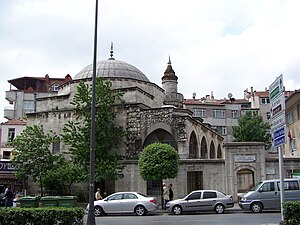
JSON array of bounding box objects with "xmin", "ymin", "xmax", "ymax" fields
[
  {"xmin": 162, "ymin": 183, "xmax": 169, "ymax": 210},
  {"xmin": 95, "ymin": 188, "xmax": 102, "ymax": 200},
  {"xmin": 169, "ymin": 184, "xmax": 174, "ymax": 201},
  {"xmin": 4, "ymin": 186, "xmax": 13, "ymax": 207}
]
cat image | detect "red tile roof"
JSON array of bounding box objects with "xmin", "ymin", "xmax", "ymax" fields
[{"xmin": 1, "ymin": 119, "xmax": 27, "ymax": 125}]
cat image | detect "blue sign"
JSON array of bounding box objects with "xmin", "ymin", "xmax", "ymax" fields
[
  {"xmin": 273, "ymin": 126, "xmax": 285, "ymax": 139},
  {"xmin": 274, "ymin": 136, "xmax": 286, "ymax": 147}
]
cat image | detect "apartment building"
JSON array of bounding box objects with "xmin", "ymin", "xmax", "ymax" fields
[
  {"xmin": 0, "ymin": 119, "xmax": 26, "ymax": 193},
  {"xmin": 4, "ymin": 74, "xmax": 72, "ymax": 120},
  {"xmin": 184, "ymin": 93, "xmax": 252, "ymax": 142}
]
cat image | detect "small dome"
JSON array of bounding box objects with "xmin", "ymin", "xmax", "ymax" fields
[{"xmin": 74, "ymin": 58, "xmax": 150, "ymax": 82}]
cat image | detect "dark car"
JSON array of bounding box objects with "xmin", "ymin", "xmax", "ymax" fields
[{"xmin": 166, "ymin": 190, "xmax": 234, "ymax": 215}]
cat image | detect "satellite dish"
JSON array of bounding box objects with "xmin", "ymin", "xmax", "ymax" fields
[
  {"xmin": 228, "ymin": 93, "xmax": 233, "ymax": 98},
  {"xmin": 245, "ymin": 94, "xmax": 251, "ymax": 100}
]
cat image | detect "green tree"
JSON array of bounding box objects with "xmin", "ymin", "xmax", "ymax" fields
[
  {"xmin": 12, "ymin": 125, "xmax": 59, "ymax": 196},
  {"xmin": 61, "ymin": 77, "xmax": 125, "ymax": 182},
  {"xmin": 138, "ymin": 142, "xmax": 179, "ymax": 180},
  {"xmin": 43, "ymin": 157, "xmax": 83, "ymax": 194},
  {"xmin": 233, "ymin": 112, "xmax": 271, "ymax": 145}
]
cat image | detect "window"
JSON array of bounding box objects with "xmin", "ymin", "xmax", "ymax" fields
[
  {"xmin": 186, "ymin": 192, "xmax": 201, "ymax": 200},
  {"xmin": 7, "ymin": 128, "xmax": 15, "ymax": 142},
  {"xmin": 260, "ymin": 182, "xmax": 275, "ymax": 192},
  {"xmin": 287, "ymin": 111, "xmax": 294, "ymax": 124},
  {"xmin": 108, "ymin": 194, "xmax": 123, "ymax": 201},
  {"xmin": 231, "ymin": 110, "xmax": 238, "ymax": 119},
  {"xmin": 3, "ymin": 151, "xmax": 11, "ymax": 160},
  {"xmin": 193, "ymin": 108, "xmax": 206, "ymax": 118},
  {"xmin": 203, "ymin": 191, "xmax": 217, "ymax": 199},
  {"xmin": 213, "ymin": 109, "xmax": 225, "ymax": 118},
  {"xmin": 277, "ymin": 181, "xmax": 299, "ymax": 191},
  {"xmin": 23, "ymin": 100, "xmax": 34, "ymax": 112},
  {"xmin": 147, "ymin": 180, "xmax": 161, "ymax": 195},
  {"xmin": 123, "ymin": 193, "xmax": 138, "ymax": 199},
  {"xmin": 261, "ymin": 97, "xmax": 270, "ymax": 104},
  {"xmin": 51, "ymin": 83, "xmax": 60, "ymax": 92},
  {"xmin": 215, "ymin": 126, "xmax": 227, "ymax": 135}
]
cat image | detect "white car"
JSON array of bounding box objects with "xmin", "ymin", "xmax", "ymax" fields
[
  {"xmin": 86, "ymin": 192, "xmax": 158, "ymax": 216},
  {"xmin": 166, "ymin": 190, "xmax": 234, "ymax": 215}
]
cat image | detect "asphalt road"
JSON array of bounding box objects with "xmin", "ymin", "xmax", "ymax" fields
[{"xmin": 83, "ymin": 211, "xmax": 281, "ymax": 225}]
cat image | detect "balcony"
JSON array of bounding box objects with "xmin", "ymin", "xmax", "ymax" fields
[
  {"xmin": 4, "ymin": 108, "xmax": 15, "ymax": 120},
  {"xmin": 5, "ymin": 91, "xmax": 16, "ymax": 104}
]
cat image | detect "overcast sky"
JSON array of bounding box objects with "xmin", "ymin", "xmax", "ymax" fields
[{"xmin": 1, "ymin": 0, "xmax": 300, "ymax": 122}]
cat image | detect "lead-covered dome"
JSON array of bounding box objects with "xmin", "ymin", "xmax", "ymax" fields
[{"xmin": 74, "ymin": 58, "xmax": 150, "ymax": 82}]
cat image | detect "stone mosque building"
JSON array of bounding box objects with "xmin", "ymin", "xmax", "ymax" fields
[{"xmin": 25, "ymin": 47, "xmax": 282, "ymax": 202}]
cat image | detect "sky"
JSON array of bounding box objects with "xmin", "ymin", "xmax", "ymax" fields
[{"xmin": 1, "ymin": 0, "xmax": 300, "ymax": 123}]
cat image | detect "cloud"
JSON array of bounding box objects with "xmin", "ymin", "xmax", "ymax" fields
[{"xmin": 1, "ymin": 0, "xmax": 300, "ymax": 122}]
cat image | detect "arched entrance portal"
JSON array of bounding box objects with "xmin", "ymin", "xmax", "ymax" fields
[
  {"xmin": 237, "ymin": 169, "xmax": 254, "ymax": 193},
  {"xmin": 143, "ymin": 129, "xmax": 177, "ymax": 197}
]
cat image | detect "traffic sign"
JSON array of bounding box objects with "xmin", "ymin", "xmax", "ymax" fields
[
  {"xmin": 273, "ymin": 126, "xmax": 286, "ymax": 148},
  {"xmin": 270, "ymin": 92, "xmax": 285, "ymax": 118},
  {"xmin": 269, "ymin": 74, "xmax": 284, "ymax": 102},
  {"xmin": 270, "ymin": 111, "xmax": 286, "ymax": 131}
]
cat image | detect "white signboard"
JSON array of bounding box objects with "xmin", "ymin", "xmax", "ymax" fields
[
  {"xmin": 270, "ymin": 92, "xmax": 285, "ymax": 118},
  {"xmin": 269, "ymin": 74, "xmax": 284, "ymax": 102},
  {"xmin": 235, "ymin": 155, "xmax": 256, "ymax": 162},
  {"xmin": 270, "ymin": 112, "xmax": 286, "ymax": 131}
]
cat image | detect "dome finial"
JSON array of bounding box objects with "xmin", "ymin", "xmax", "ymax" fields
[
  {"xmin": 168, "ymin": 55, "xmax": 171, "ymax": 65},
  {"xmin": 109, "ymin": 42, "xmax": 115, "ymax": 60}
]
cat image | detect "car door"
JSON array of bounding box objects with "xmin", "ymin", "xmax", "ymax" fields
[
  {"xmin": 120, "ymin": 193, "xmax": 138, "ymax": 212},
  {"xmin": 182, "ymin": 191, "xmax": 202, "ymax": 212},
  {"xmin": 257, "ymin": 181, "xmax": 279, "ymax": 209},
  {"xmin": 102, "ymin": 193, "xmax": 123, "ymax": 213},
  {"xmin": 200, "ymin": 191, "xmax": 218, "ymax": 211}
]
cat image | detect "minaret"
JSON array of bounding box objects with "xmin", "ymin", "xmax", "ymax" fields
[{"xmin": 161, "ymin": 56, "xmax": 183, "ymax": 108}]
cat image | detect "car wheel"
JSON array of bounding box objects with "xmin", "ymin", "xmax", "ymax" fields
[
  {"xmin": 251, "ymin": 202, "xmax": 263, "ymax": 213},
  {"xmin": 135, "ymin": 205, "xmax": 146, "ymax": 216},
  {"xmin": 94, "ymin": 206, "xmax": 104, "ymax": 217},
  {"xmin": 214, "ymin": 204, "xmax": 225, "ymax": 214},
  {"xmin": 172, "ymin": 205, "xmax": 183, "ymax": 215}
]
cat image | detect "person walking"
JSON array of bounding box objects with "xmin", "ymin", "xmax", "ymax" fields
[
  {"xmin": 4, "ymin": 186, "xmax": 13, "ymax": 207},
  {"xmin": 95, "ymin": 188, "xmax": 102, "ymax": 200},
  {"xmin": 169, "ymin": 184, "xmax": 174, "ymax": 201},
  {"xmin": 162, "ymin": 183, "xmax": 169, "ymax": 210}
]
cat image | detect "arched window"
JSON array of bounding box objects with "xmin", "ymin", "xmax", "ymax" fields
[
  {"xmin": 189, "ymin": 131, "xmax": 198, "ymax": 158},
  {"xmin": 209, "ymin": 141, "xmax": 215, "ymax": 159},
  {"xmin": 200, "ymin": 137, "xmax": 208, "ymax": 159},
  {"xmin": 217, "ymin": 145, "xmax": 222, "ymax": 158}
]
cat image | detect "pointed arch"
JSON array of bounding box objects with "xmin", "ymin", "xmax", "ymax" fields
[
  {"xmin": 143, "ymin": 128, "xmax": 177, "ymax": 150},
  {"xmin": 209, "ymin": 141, "xmax": 215, "ymax": 159},
  {"xmin": 189, "ymin": 131, "xmax": 198, "ymax": 158},
  {"xmin": 200, "ymin": 136, "xmax": 208, "ymax": 159},
  {"xmin": 217, "ymin": 144, "xmax": 222, "ymax": 158}
]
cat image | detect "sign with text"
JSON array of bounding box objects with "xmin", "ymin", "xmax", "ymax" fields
[
  {"xmin": 269, "ymin": 74, "xmax": 284, "ymax": 102},
  {"xmin": 270, "ymin": 92, "xmax": 285, "ymax": 118},
  {"xmin": 270, "ymin": 112, "xmax": 286, "ymax": 131}
]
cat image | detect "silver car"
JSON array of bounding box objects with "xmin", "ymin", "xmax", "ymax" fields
[
  {"xmin": 86, "ymin": 192, "xmax": 158, "ymax": 216},
  {"xmin": 166, "ymin": 190, "xmax": 234, "ymax": 215}
]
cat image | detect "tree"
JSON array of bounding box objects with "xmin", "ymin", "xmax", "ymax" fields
[
  {"xmin": 138, "ymin": 142, "xmax": 179, "ymax": 180},
  {"xmin": 233, "ymin": 112, "xmax": 271, "ymax": 146},
  {"xmin": 43, "ymin": 157, "xmax": 83, "ymax": 194},
  {"xmin": 61, "ymin": 77, "xmax": 125, "ymax": 182},
  {"xmin": 12, "ymin": 125, "xmax": 59, "ymax": 196}
]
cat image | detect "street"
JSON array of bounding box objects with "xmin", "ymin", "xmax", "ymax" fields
[{"xmin": 83, "ymin": 211, "xmax": 281, "ymax": 225}]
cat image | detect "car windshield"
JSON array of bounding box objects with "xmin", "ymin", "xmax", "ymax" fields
[{"xmin": 252, "ymin": 182, "xmax": 263, "ymax": 191}]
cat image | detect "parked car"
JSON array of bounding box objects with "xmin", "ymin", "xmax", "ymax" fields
[
  {"xmin": 166, "ymin": 190, "xmax": 234, "ymax": 215},
  {"xmin": 86, "ymin": 192, "xmax": 158, "ymax": 216},
  {"xmin": 239, "ymin": 178, "xmax": 300, "ymax": 213}
]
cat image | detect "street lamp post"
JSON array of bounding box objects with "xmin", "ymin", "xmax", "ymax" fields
[{"xmin": 87, "ymin": 0, "xmax": 98, "ymax": 224}]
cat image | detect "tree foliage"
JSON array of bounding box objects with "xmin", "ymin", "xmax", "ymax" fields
[
  {"xmin": 12, "ymin": 125, "xmax": 60, "ymax": 196},
  {"xmin": 61, "ymin": 77, "xmax": 125, "ymax": 182},
  {"xmin": 233, "ymin": 112, "xmax": 271, "ymax": 145},
  {"xmin": 138, "ymin": 142, "xmax": 179, "ymax": 180}
]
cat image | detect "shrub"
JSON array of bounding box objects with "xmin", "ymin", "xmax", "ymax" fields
[{"xmin": 284, "ymin": 201, "xmax": 300, "ymax": 225}]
